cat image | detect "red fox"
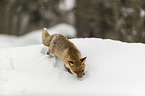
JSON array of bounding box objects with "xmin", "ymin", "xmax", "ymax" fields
[{"xmin": 42, "ymin": 28, "xmax": 86, "ymax": 79}]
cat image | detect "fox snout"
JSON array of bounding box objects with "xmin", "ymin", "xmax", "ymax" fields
[
  {"xmin": 69, "ymin": 68, "xmax": 85, "ymax": 79},
  {"xmin": 72, "ymin": 68, "xmax": 85, "ymax": 79},
  {"xmin": 76, "ymin": 72, "xmax": 84, "ymax": 79}
]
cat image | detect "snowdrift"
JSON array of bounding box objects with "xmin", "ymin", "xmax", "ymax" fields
[{"xmin": 1, "ymin": 38, "xmax": 145, "ymax": 96}]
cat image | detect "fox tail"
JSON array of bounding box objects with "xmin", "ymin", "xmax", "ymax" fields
[{"xmin": 42, "ymin": 28, "xmax": 50, "ymax": 46}]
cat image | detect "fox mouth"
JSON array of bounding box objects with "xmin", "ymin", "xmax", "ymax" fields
[
  {"xmin": 77, "ymin": 74, "xmax": 85, "ymax": 80},
  {"xmin": 76, "ymin": 73, "xmax": 85, "ymax": 79},
  {"xmin": 69, "ymin": 69, "xmax": 85, "ymax": 79},
  {"xmin": 78, "ymin": 77, "xmax": 84, "ymax": 81}
]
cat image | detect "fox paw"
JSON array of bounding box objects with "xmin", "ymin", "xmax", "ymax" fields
[
  {"xmin": 47, "ymin": 53, "xmax": 55, "ymax": 58},
  {"xmin": 47, "ymin": 51, "xmax": 50, "ymax": 55}
]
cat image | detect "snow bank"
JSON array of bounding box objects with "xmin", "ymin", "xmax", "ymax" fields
[
  {"xmin": 1, "ymin": 38, "xmax": 145, "ymax": 96},
  {"xmin": 0, "ymin": 23, "xmax": 76, "ymax": 48}
]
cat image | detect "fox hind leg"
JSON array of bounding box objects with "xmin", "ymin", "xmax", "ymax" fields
[{"xmin": 46, "ymin": 40, "xmax": 55, "ymax": 58}]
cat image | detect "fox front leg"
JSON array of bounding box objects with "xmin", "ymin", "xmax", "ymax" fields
[{"xmin": 64, "ymin": 64, "xmax": 73, "ymax": 74}]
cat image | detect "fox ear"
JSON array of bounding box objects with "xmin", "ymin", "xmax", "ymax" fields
[
  {"xmin": 68, "ymin": 61, "xmax": 74, "ymax": 66},
  {"xmin": 80, "ymin": 57, "xmax": 87, "ymax": 63}
]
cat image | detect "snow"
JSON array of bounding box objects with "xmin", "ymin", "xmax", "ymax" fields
[
  {"xmin": 59, "ymin": 0, "xmax": 76, "ymax": 11},
  {"xmin": 0, "ymin": 23, "xmax": 76, "ymax": 48},
  {"xmin": 1, "ymin": 37, "xmax": 145, "ymax": 96}
]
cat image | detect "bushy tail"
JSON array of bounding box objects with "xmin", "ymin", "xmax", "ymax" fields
[{"xmin": 42, "ymin": 28, "xmax": 50, "ymax": 46}]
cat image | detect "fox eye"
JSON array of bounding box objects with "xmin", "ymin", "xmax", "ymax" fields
[
  {"xmin": 74, "ymin": 71, "xmax": 77, "ymax": 73},
  {"xmin": 81, "ymin": 69, "xmax": 84, "ymax": 72}
]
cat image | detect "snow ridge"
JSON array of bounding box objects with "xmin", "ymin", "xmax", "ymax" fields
[{"xmin": 1, "ymin": 38, "xmax": 145, "ymax": 96}]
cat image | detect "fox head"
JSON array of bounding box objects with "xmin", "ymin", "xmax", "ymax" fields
[{"xmin": 68, "ymin": 57, "xmax": 87, "ymax": 79}]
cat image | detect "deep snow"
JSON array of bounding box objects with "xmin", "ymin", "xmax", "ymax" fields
[{"xmin": 1, "ymin": 38, "xmax": 145, "ymax": 96}]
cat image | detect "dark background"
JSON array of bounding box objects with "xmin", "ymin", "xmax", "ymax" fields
[{"xmin": 0, "ymin": 0, "xmax": 145, "ymax": 43}]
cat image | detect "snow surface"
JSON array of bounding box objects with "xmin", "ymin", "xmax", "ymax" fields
[
  {"xmin": 1, "ymin": 38, "xmax": 145, "ymax": 96},
  {"xmin": 0, "ymin": 23, "xmax": 76, "ymax": 48}
]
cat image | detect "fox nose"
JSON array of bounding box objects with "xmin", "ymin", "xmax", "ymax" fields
[{"xmin": 77, "ymin": 74, "xmax": 83, "ymax": 79}]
